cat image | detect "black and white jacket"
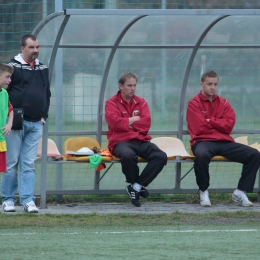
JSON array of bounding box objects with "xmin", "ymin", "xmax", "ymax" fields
[{"xmin": 7, "ymin": 54, "xmax": 51, "ymax": 122}]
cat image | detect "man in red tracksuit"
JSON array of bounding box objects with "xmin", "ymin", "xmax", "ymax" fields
[
  {"xmin": 186, "ymin": 70, "xmax": 260, "ymax": 207},
  {"xmin": 105, "ymin": 72, "xmax": 167, "ymax": 207}
]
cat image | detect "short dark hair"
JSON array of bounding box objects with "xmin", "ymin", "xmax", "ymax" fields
[
  {"xmin": 118, "ymin": 72, "xmax": 138, "ymax": 85},
  {"xmin": 20, "ymin": 34, "xmax": 37, "ymax": 47},
  {"xmin": 201, "ymin": 70, "xmax": 219, "ymax": 82},
  {"xmin": 0, "ymin": 63, "xmax": 14, "ymax": 75}
]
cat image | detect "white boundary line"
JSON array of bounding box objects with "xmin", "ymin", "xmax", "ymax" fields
[
  {"xmin": 94, "ymin": 229, "xmax": 258, "ymax": 234},
  {"xmin": 1, "ymin": 229, "xmax": 257, "ymax": 236}
]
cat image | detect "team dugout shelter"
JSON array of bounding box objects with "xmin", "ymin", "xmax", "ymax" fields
[{"xmin": 31, "ymin": 9, "xmax": 260, "ymax": 208}]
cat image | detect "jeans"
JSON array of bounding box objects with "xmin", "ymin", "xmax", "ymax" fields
[{"xmin": 2, "ymin": 120, "xmax": 43, "ymax": 205}]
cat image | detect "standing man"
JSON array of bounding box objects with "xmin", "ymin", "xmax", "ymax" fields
[
  {"xmin": 105, "ymin": 72, "xmax": 167, "ymax": 207},
  {"xmin": 2, "ymin": 34, "xmax": 51, "ymax": 213},
  {"xmin": 186, "ymin": 70, "xmax": 260, "ymax": 207}
]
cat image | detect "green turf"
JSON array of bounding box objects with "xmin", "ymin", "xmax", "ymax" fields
[
  {"xmin": 1, "ymin": 222, "xmax": 259, "ymax": 260},
  {"xmin": 1, "ymin": 212, "xmax": 260, "ymax": 259}
]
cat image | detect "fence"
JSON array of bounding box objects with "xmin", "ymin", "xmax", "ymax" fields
[{"xmin": 2, "ymin": 0, "xmax": 260, "ymax": 62}]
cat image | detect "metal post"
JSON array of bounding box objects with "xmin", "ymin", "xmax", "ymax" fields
[{"xmin": 54, "ymin": 0, "xmax": 64, "ymax": 203}]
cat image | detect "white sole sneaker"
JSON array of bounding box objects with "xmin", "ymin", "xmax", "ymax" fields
[
  {"xmin": 2, "ymin": 201, "xmax": 16, "ymax": 212},
  {"xmin": 22, "ymin": 201, "xmax": 39, "ymax": 213},
  {"xmin": 232, "ymin": 193, "xmax": 253, "ymax": 207},
  {"xmin": 200, "ymin": 190, "xmax": 211, "ymax": 207},
  {"xmin": 200, "ymin": 200, "xmax": 211, "ymax": 207}
]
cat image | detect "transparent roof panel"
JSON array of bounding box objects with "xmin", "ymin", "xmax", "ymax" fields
[
  {"xmin": 37, "ymin": 15, "xmax": 65, "ymax": 46},
  {"xmin": 60, "ymin": 15, "xmax": 135, "ymax": 45},
  {"xmin": 120, "ymin": 15, "xmax": 219, "ymax": 45},
  {"xmin": 34, "ymin": 10, "xmax": 260, "ymax": 137},
  {"xmin": 202, "ymin": 16, "xmax": 260, "ymax": 45}
]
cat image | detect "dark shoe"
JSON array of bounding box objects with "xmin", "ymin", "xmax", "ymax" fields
[
  {"xmin": 125, "ymin": 185, "xmax": 141, "ymax": 207},
  {"xmin": 139, "ymin": 187, "xmax": 149, "ymax": 198}
]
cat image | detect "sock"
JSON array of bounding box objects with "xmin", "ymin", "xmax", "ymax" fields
[
  {"xmin": 200, "ymin": 190, "xmax": 208, "ymax": 195},
  {"xmin": 234, "ymin": 189, "xmax": 245, "ymax": 195},
  {"xmin": 133, "ymin": 183, "xmax": 142, "ymax": 192}
]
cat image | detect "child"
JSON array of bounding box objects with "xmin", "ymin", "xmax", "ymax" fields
[{"xmin": 0, "ymin": 63, "xmax": 14, "ymax": 173}]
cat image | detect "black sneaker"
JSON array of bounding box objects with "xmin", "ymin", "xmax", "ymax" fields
[
  {"xmin": 139, "ymin": 187, "xmax": 149, "ymax": 198},
  {"xmin": 125, "ymin": 185, "xmax": 141, "ymax": 207}
]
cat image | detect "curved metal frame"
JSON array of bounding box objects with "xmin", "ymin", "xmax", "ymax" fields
[
  {"xmin": 174, "ymin": 15, "xmax": 229, "ymax": 190},
  {"xmin": 32, "ymin": 12, "xmax": 69, "ymax": 208},
  {"xmin": 97, "ymin": 15, "xmax": 147, "ymax": 144},
  {"xmin": 32, "ymin": 11, "xmax": 64, "ymax": 36},
  {"xmin": 177, "ymin": 15, "xmax": 229, "ymax": 139}
]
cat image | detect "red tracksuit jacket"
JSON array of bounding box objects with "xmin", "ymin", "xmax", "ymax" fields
[
  {"xmin": 105, "ymin": 91, "xmax": 151, "ymax": 153},
  {"xmin": 186, "ymin": 91, "xmax": 235, "ymax": 146}
]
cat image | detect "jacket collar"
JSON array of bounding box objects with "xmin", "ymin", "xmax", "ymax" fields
[
  {"xmin": 14, "ymin": 53, "xmax": 40, "ymax": 65},
  {"xmin": 198, "ymin": 90, "xmax": 218, "ymax": 101},
  {"xmin": 116, "ymin": 91, "xmax": 138, "ymax": 104}
]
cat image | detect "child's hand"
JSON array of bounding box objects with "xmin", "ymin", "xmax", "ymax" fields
[{"xmin": 2, "ymin": 123, "xmax": 12, "ymax": 136}]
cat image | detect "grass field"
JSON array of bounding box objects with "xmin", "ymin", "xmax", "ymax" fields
[{"xmin": 1, "ymin": 211, "xmax": 260, "ymax": 260}]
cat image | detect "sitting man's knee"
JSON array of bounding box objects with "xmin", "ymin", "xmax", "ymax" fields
[
  {"xmin": 195, "ymin": 151, "xmax": 212, "ymax": 161},
  {"xmin": 160, "ymin": 151, "xmax": 168, "ymax": 162},
  {"xmin": 250, "ymin": 148, "xmax": 260, "ymax": 160},
  {"xmin": 121, "ymin": 152, "xmax": 138, "ymax": 162},
  {"xmin": 153, "ymin": 150, "xmax": 167, "ymax": 164}
]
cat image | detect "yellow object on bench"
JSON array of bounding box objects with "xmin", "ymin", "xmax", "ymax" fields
[{"xmin": 63, "ymin": 137, "xmax": 112, "ymax": 162}]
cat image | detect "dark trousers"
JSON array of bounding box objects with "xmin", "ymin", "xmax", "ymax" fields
[
  {"xmin": 192, "ymin": 141, "xmax": 260, "ymax": 192},
  {"xmin": 113, "ymin": 141, "xmax": 167, "ymax": 187}
]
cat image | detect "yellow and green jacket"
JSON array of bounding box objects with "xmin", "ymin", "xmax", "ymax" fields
[{"xmin": 0, "ymin": 87, "xmax": 8, "ymax": 152}]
